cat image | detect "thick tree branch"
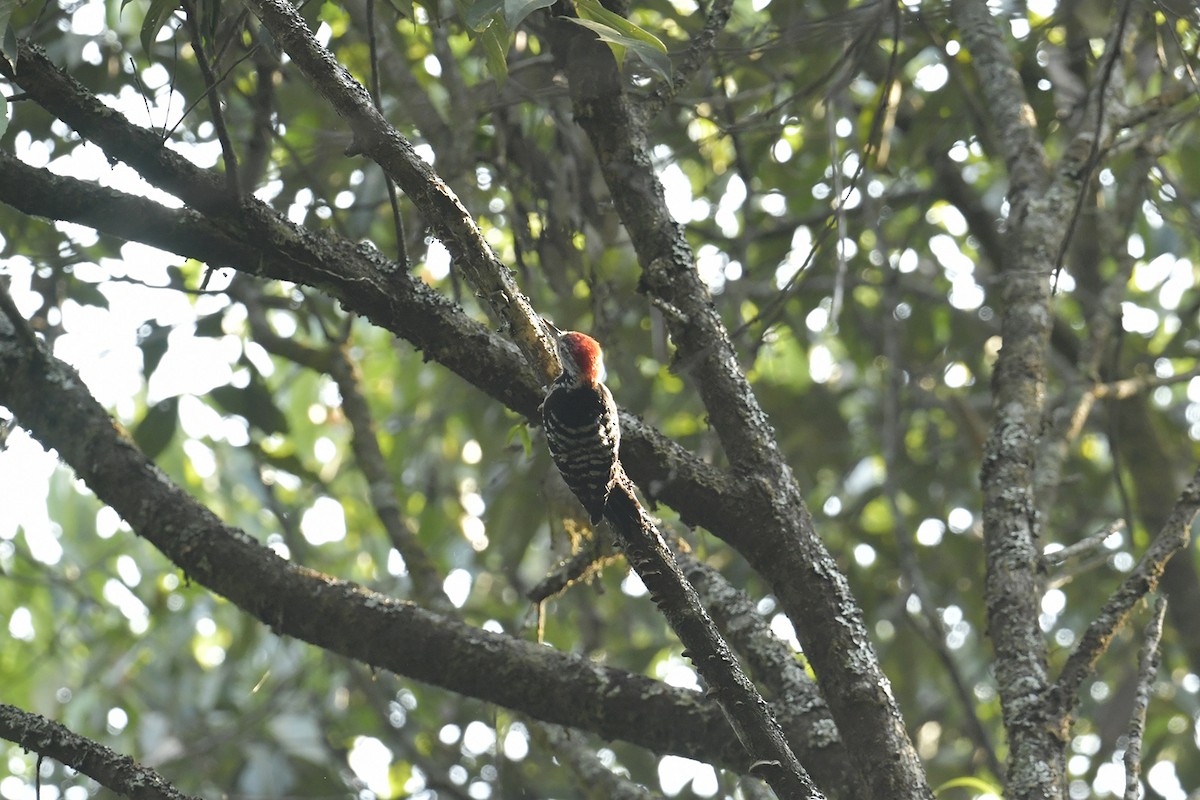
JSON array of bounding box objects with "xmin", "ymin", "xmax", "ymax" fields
[
  {"xmin": 952, "ymin": 3, "xmax": 1153, "ymax": 796},
  {"xmin": 0, "ymin": 296, "xmax": 757, "ymax": 776},
  {"xmin": 0, "ymin": 703, "xmax": 199, "ymax": 800},
  {"xmin": 545, "ymin": 13, "xmax": 933, "ymax": 800},
  {"xmin": 954, "ymin": 3, "xmax": 1061, "ymax": 795},
  {"xmin": 0, "ymin": 146, "xmax": 736, "ymax": 541}
]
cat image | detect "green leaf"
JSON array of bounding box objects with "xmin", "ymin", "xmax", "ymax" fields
[
  {"xmin": 70, "ymin": 280, "xmax": 109, "ymax": 310},
  {"xmin": 503, "ymin": 0, "xmax": 553, "ymax": 29},
  {"xmin": 934, "ymin": 776, "xmax": 1004, "ymax": 796},
  {"xmin": 507, "ymin": 422, "xmax": 533, "ymax": 458},
  {"xmin": 137, "ymin": 322, "xmax": 171, "ymax": 379},
  {"xmin": 459, "ymin": 0, "xmax": 501, "ymax": 32},
  {"xmin": 0, "ymin": 0, "xmax": 17, "ymax": 68},
  {"xmin": 476, "ymin": 20, "xmax": 509, "ymax": 84},
  {"xmin": 133, "ymin": 396, "xmax": 180, "ymax": 461},
  {"xmin": 254, "ymin": 446, "xmax": 320, "ymax": 484},
  {"xmin": 388, "ymin": 0, "xmax": 414, "ymax": 21},
  {"xmin": 210, "ymin": 377, "xmax": 289, "ymax": 435},
  {"xmin": 194, "ymin": 311, "xmax": 226, "ymax": 338},
  {"xmin": 567, "ymin": 0, "xmax": 671, "ymax": 82},
  {"xmin": 140, "ymin": 0, "xmax": 180, "ymax": 55},
  {"xmin": 573, "ymin": 0, "xmax": 666, "ymax": 54}
]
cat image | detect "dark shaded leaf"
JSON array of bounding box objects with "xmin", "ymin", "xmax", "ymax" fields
[
  {"xmin": 210, "ymin": 376, "xmax": 289, "ymax": 435},
  {"xmin": 132, "ymin": 396, "xmax": 179, "ymax": 461},
  {"xmin": 504, "ymin": 0, "xmax": 553, "ymax": 30}
]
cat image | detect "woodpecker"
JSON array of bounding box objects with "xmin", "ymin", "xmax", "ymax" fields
[{"xmin": 541, "ymin": 325, "xmax": 622, "ymax": 525}]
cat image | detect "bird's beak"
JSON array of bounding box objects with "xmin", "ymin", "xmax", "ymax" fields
[{"xmin": 540, "ymin": 316, "xmax": 562, "ymax": 337}]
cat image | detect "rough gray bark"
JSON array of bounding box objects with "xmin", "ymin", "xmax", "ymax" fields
[
  {"xmin": 0, "ymin": 704, "xmax": 200, "ymax": 800},
  {"xmin": 544, "ymin": 11, "xmax": 934, "ymax": 800}
]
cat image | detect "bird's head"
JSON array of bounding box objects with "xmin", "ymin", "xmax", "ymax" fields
[{"xmin": 553, "ymin": 330, "xmax": 606, "ymax": 385}]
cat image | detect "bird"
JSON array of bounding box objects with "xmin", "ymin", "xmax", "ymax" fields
[{"xmin": 540, "ymin": 321, "xmax": 622, "ymax": 525}]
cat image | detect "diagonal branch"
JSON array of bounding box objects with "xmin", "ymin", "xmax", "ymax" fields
[
  {"xmin": 239, "ymin": 0, "xmax": 553, "ymax": 381},
  {"xmin": 1052, "ymin": 466, "xmax": 1200, "ymax": 718},
  {"xmin": 0, "ymin": 704, "xmax": 199, "ymax": 800},
  {"xmin": 544, "ymin": 13, "xmax": 933, "ymax": 800},
  {"xmin": 0, "ymin": 147, "xmax": 737, "ymax": 545},
  {"xmin": 603, "ymin": 475, "xmax": 823, "ymax": 799},
  {"xmin": 0, "ymin": 290, "xmax": 756, "ymax": 773}
]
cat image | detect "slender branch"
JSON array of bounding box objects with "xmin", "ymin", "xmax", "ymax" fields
[
  {"xmin": 181, "ymin": 0, "xmax": 241, "ymax": 197},
  {"xmin": 642, "ymin": 0, "xmax": 734, "ymax": 117},
  {"xmin": 1041, "ymin": 520, "xmax": 1125, "ymax": 569},
  {"xmin": 327, "ymin": 343, "xmax": 449, "ymax": 607},
  {"xmin": 0, "ymin": 704, "xmax": 199, "ymax": 800},
  {"xmin": 240, "ymin": 0, "xmax": 554, "ymax": 381},
  {"xmin": 225, "ymin": 276, "xmax": 448, "ymax": 606},
  {"xmin": 1052, "ymin": 465, "xmax": 1200, "ymax": 718},
  {"xmin": 880, "ymin": 259, "xmax": 1003, "ymax": 782},
  {"xmin": 1091, "ymin": 366, "xmax": 1200, "ymax": 400},
  {"xmin": 603, "ymin": 475, "xmax": 823, "ymax": 800},
  {"xmin": 364, "ymin": 0, "xmax": 407, "ymax": 265},
  {"xmin": 1123, "ymin": 595, "xmax": 1167, "ymax": 800},
  {"xmin": 533, "ymin": 723, "xmax": 662, "ymax": 800}
]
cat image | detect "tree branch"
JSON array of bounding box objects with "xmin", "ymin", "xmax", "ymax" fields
[
  {"xmin": 545, "ymin": 12, "xmax": 933, "ymax": 799},
  {"xmin": 0, "ymin": 147, "xmax": 737, "ymax": 543},
  {"xmin": 0, "ymin": 703, "xmax": 199, "ymax": 800},
  {"xmin": 1052, "ymin": 466, "xmax": 1200, "ymax": 719},
  {"xmin": 1123, "ymin": 595, "xmax": 1167, "ymax": 800},
  {"xmin": 0, "ymin": 291, "xmax": 769, "ymax": 776},
  {"xmin": 603, "ymin": 476, "xmax": 823, "ymax": 799},
  {"xmin": 239, "ymin": 0, "xmax": 554, "ymax": 381}
]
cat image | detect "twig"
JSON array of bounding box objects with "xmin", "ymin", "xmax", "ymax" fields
[
  {"xmin": 181, "ymin": 0, "xmax": 242, "ymax": 197},
  {"xmin": 1123, "ymin": 595, "xmax": 1166, "ymax": 800},
  {"xmin": 327, "ymin": 343, "xmax": 448, "ymax": 607},
  {"xmin": 1041, "ymin": 520, "xmax": 1125, "ymax": 569},
  {"xmin": 642, "ymin": 0, "xmax": 734, "ymax": 117},
  {"xmin": 1091, "ymin": 366, "xmax": 1200, "ymax": 400},
  {"xmin": 226, "ymin": 276, "xmax": 448, "ymax": 607},
  {"xmin": 365, "ymin": 0, "xmax": 408, "ymax": 266},
  {"xmin": 1051, "ymin": 0, "xmax": 1135, "ymax": 283},
  {"xmin": 533, "ymin": 723, "xmax": 662, "ymax": 800},
  {"xmin": 879, "ymin": 257, "xmax": 1003, "ymax": 781},
  {"xmin": 1053, "ymin": 465, "xmax": 1200, "ymax": 719}
]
